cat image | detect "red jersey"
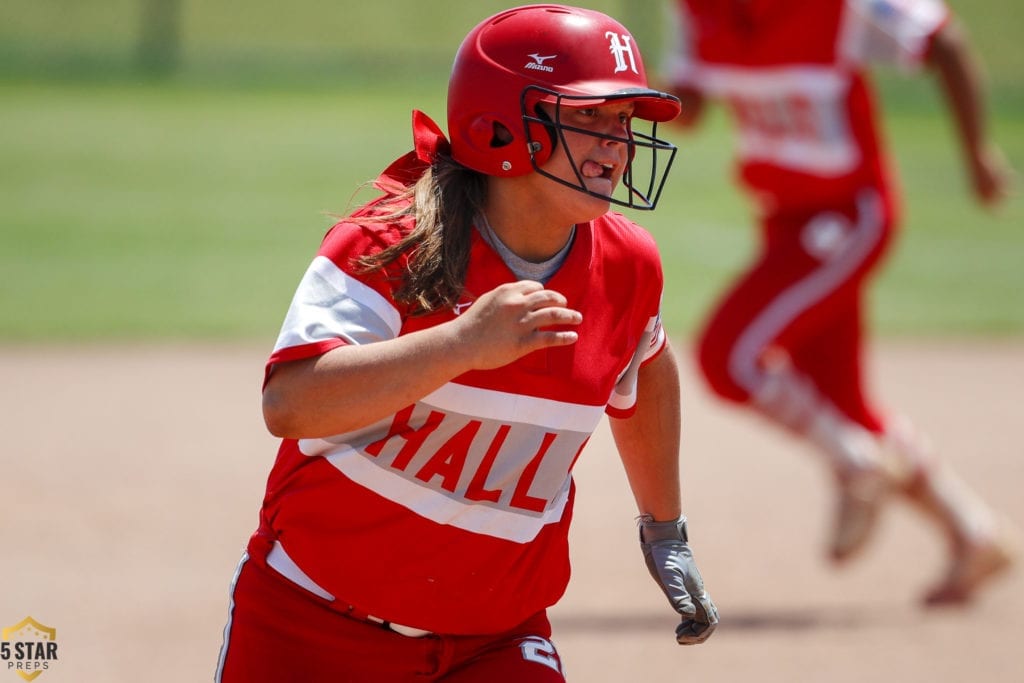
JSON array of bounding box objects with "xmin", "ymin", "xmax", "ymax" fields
[
  {"xmin": 666, "ymin": 0, "xmax": 949, "ymax": 210},
  {"xmin": 250, "ymin": 187, "xmax": 666, "ymax": 635}
]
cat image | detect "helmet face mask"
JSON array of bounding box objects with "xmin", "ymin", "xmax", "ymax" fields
[
  {"xmin": 521, "ymin": 86, "xmax": 679, "ymax": 210},
  {"xmin": 447, "ymin": 4, "xmax": 681, "ymax": 211}
]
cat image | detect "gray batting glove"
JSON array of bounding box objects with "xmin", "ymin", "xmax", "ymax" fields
[{"xmin": 639, "ymin": 515, "xmax": 719, "ymax": 645}]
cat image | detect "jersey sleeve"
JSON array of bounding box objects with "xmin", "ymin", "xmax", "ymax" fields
[
  {"xmin": 603, "ymin": 216, "xmax": 668, "ymax": 419},
  {"xmin": 606, "ymin": 309, "xmax": 667, "ymax": 418},
  {"xmin": 265, "ymin": 222, "xmax": 404, "ymax": 384},
  {"xmin": 839, "ymin": 0, "xmax": 950, "ymax": 71}
]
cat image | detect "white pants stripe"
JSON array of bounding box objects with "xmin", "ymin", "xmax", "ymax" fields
[{"xmin": 213, "ymin": 551, "xmax": 249, "ymax": 683}]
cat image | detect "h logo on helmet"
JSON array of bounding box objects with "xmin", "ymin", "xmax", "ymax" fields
[{"xmin": 605, "ymin": 32, "xmax": 638, "ymax": 75}]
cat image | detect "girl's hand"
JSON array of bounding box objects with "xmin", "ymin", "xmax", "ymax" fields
[{"xmin": 451, "ymin": 280, "xmax": 582, "ymax": 370}]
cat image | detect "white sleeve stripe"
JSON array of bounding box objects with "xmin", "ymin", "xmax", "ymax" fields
[
  {"xmin": 308, "ymin": 255, "xmax": 402, "ymax": 336},
  {"xmin": 609, "ymin": 313, "xmax": 665, "ymax": 411},
  {"xmin": 640, "ymin": 314, "xmax": 665, "ymax": 363},
  {"xmin": 273, "ymin": 255, "xmax": 402, "ymax": 352},
  {"xmin": 840, "ymin": 0, "xmax": 948, "ymax": 71}
]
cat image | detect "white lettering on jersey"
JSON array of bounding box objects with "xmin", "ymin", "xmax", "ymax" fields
[
  {"xmin": 695, "ymin": 66, "xmax": 859, "ymax": 175},
  {"xmin": 297, "ymin": 382, "xmax": 604, "ymax": 542}
]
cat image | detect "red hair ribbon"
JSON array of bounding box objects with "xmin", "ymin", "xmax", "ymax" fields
[{"xmin": 374, "ymin": 110, "xmax": 451, "ymax": 193}]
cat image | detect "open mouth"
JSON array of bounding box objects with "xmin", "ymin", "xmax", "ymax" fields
[{"xmin": 581, "ymin": 159, "xmax": 616, "ymax": 180}]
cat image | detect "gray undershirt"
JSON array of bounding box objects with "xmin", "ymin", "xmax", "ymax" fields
[{"xmin": 475, "ymin": 214, "xmax": 576, "ymax": 284}]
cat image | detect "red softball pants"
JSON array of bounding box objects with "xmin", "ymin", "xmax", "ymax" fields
[
  {"xmin": 215, "ymin": 552, "xmax": 567, "ymax": 683},
  {"xmin": 697, "ymin": 188, "xmax": 896, "ymax": 432}
]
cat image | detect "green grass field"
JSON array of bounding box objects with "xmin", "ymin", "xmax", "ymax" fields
[{"xmin": 1, "ymin": 1, "xmax": 1022, "ymax": 341}]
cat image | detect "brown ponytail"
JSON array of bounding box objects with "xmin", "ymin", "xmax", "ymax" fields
[{"xmin": 354, "ymin": 155, "xmax": 487, "ymax": 315}]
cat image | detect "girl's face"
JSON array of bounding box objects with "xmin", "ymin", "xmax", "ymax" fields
[{"xmin": 534, "ymin": 101, "xmax": 635, "ymax": 220}]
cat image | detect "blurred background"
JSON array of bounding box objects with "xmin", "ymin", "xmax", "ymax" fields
[
  {"xmin": 1, "ymin": 0, "xmax": 1021, "ymax": 343},
  {"xmin": 1, "ymin": 3, "xmax": 1022, "ymax": 682}
]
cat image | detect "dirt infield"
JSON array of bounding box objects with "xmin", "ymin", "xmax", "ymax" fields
[{"xmin": 1, "ymin": 340, "xmax": 1021, "ymax": 682}]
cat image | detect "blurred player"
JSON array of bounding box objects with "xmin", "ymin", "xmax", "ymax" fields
[
  {"xmin": 215, "ymin": 5, "xmax": 717, "ymax": 682},
  {"xmin": 662, "ymin": 0, "xmax": 1016, "ymax": 605}
]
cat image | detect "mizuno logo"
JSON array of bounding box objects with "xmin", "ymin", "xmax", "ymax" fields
[{"xmin": 525, "ymin": 53, "xmax": 556, "ymax": 72}]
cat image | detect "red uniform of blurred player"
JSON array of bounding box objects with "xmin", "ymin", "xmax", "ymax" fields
[{"xmin": 663, "ymin": 0, "xmax": 1015, "ymax": 604}]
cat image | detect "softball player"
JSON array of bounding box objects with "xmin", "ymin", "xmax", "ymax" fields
[
  {"xmin": 216, "ymin": 5, "xmax": 716, "ymax": 681},
  {"xmin": 663, "ymin": 0, "xmax": 1015, "ymax": 604}
]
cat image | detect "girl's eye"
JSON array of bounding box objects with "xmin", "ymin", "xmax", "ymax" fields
[{"xmin": 568, "ymin": 107, "xmax": 631, "ymax": 126}]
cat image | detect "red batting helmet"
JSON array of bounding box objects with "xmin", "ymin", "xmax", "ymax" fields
[{"xmin": 447, "ymin": 4, "xmax": 681, "ymax": 210}]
